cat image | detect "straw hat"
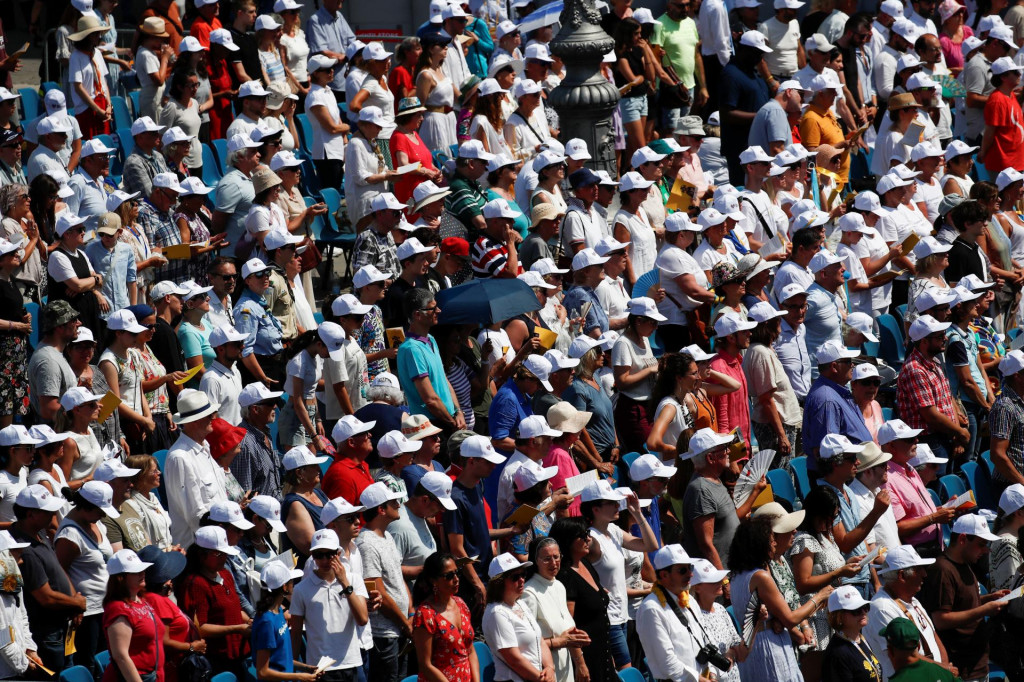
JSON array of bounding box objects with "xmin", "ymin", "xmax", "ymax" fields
[
  {"xmin": 139, "ymin": 17, "xmax": 170, "ymax": 38},
  {"xmin": 69, "ymin": 16, "xmax": 110, "ymax": 41},
  {"xmin": 251, "ymin": 168, "xmax": 283, "ymax": 195}
]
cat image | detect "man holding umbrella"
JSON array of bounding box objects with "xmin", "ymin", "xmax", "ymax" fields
[{"xmin": 396, "ymin": 288, "xmax": 467, "ymax": 435}]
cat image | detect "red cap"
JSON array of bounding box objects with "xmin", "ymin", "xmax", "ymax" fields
[
  {"xmin": 208, "ymin": 418, "xmax": 247, "ymax": 460},
  {"xmin": 441, "ymin": 237, "xmax": 470, "ymax": 257}
]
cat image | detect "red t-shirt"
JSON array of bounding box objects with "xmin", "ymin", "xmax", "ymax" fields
[
  {"xmin": 389, "ymin": 130, "xmax": 437, "ymax": 204},
  {"xmin": 388, "ymin": 65, "xmax": 415, "ymax": 100},
  {"xmin": 984, "ymin": 89, "xmax": 1024, "ymax": 173},
  {"xmin": 189, "ymin": 16, "xmax": 222, "ymax": 49},
  {"xmin": 144, "ymin": 592, "xmax": 194, "ymax": 682},
  {"xmin": 102, "ymin": 600, "xmax": 165, "ymax": 682},
  {"xmin": 321, "ymin": 457, "xmax": 374, "ymax": 504},
  {"xmin": 177, "ymin": 570, "xmax": 249, "ymax": 662}
]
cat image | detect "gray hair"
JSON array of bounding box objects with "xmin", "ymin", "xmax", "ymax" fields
[
  {"xmin": 366, "ymin": 384, "xmax": 405, "ymax": 405},
  {"xmin": 227, "ymin": 148, "xmax": 246, "ymax": 168},
  {"xmin": 0, "ymin": 183, "xmax": 26, "ymax": 217},
  {"xmin": 881, "ymin": 566, "xmax": 915, "ymax": 586}
]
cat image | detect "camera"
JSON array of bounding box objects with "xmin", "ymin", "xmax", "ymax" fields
[{"xmin": 695, "ymin": 644, "xmax": 733, "ymax": 673}]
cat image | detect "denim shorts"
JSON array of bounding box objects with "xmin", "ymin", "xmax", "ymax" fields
[
  {"xmin": 608, "ymin": 621, "xmax": 632, "ymax": 668},
  {"xmin": 619, "ymin": 95, "xmax": 648, "ymax": 123}
]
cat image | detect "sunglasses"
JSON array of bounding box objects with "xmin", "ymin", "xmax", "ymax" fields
[
  {"xmin": 441, "ymin": 570, "xmax": 459, "ymax": 581},
  {"xmin": 215, "ymin": 273, "xmax": 237, "ymax": 280},
  {"xmin": 312, "ymin": 551, "xmax": 338, "ymax": 560},
  {"xmin": 504, "ymin": 571, "xmax": 527, "ymax": 581},
  {"xmin": 341, "ymin": 513, "xmax": 360, "ymax": 524},
  {"xmin": 857, "ymin": 378, "xmax": 881, "ymax": 387}
]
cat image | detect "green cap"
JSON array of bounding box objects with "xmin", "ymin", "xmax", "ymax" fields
[
  {"xmin": 880, "ymin": 617, "xmax": 920, "ymax": 651},
  {"xmin": 648, "ymin": 139, "xmax": 676, "ymax": 157}
]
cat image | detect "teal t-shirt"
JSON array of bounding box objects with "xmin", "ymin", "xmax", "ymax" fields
[
  {"xmin": 397, "ymin": 334, "xmax": 455, "ymax": 419},
  {"xmin": 177, "ymin": 321, "xmax": 215, "ymax": 386}
]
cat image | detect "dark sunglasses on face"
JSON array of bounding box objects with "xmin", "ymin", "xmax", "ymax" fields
[
  {"xmin": 505, "ymin": 571, "xmax": 526, "ymax": 581},
  {"xmin": 857, "ymin": 378, "xmax": 881, "ymax": 387},
  {"xmin": 441, "ymin": 570, "xmax": 459, "ymax": 580},
  {"xmin": 312, "ymin": 551, "xmax": 338, "ymax": 560}
]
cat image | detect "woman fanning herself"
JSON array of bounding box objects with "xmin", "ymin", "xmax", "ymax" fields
[
  {"xmin": 729, "ymin": 516, "xmax": 834, "ymax": 682},
  {"xmin": 412, "ymin": 552, "xmax": 480, "ymax": 682}
]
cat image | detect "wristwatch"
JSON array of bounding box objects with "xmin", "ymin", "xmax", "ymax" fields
[{"xmin": 340, "ymin": 584, "xmax": 354, "ymax": 597}]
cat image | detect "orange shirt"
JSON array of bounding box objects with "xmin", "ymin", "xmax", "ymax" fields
[{"xmin": 799, "ymin": 103, "xmax": 850, "ymax": 185}]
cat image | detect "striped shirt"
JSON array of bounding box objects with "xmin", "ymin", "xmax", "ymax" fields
[
  {"xmin": 445, "ymin": 173, "xmax": 487, "ymax": 233},
  {"xmin": 991, "ymin": 383, "xmax": 1024, "ymax": 483},
  {"xmin": 231, "ymin": 419, "xmax": 282, "ymax": 498},
  {"xmin": 472, "ymin": 235, "xmax": 510, "ymax": 278}
]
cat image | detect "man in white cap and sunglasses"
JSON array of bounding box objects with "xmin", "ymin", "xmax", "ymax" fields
[{"xmin": 635, "ymin": 544, "xmax": 702, "ymax": 681}]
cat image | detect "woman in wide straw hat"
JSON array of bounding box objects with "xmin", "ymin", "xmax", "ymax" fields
[
  {"xmin": 68, "ymin": 15, "xmax": 114, "ymax": 138},
  {"xmin": 135, "ymin": 17, "xmax": 173, "ymax": 120},
  {"xmin": 244, "ymin": 168, "xmax": 288, "ymax": 262}
]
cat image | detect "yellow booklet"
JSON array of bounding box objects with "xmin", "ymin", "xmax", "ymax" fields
[
  {"xmin": 666, "ymin": 176, "xmax": 697, "ymax": 213},
  {"xmin": 174, "ymin": 364, "xmax": 203, "ymax": 385},
  {"xmin": 504, "ymin": 504, "xmax": 541, "ymax": 528},
  {"xmin": 385, "ymin": 327, "xmax": 406, "ymax": 348},
  {"xmin": 162, "ymin": 243, "xmax": 193, "ymax": 260},
  {"xmin": 536, "ymin": 327, "xmax": 558, "ymax": 350},
  {"xmin": 900, "ymin": 232, "xmax": 921, "ymax": 255},
  {"xmin": 97, "ymin": 391, "xmax": 121, "ymax": 423}
]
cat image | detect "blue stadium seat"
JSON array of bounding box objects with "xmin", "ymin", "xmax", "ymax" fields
[
  {"xmin": 960, "ymin": 460, "xmax": 996, "ymax": 510},
  {"xmin": 766, "ymin": 469, "xmax": 797, "ymax": 508},
  {"xmin": 938, "ymin": 474, "xmax": 967, "ymax": 503},
  {"xmin": 894, "ymin": 304, "xmax": 908, "ymax": 332},
  {"xmin": 127, "ymin": 90, "xmax": 140, "ymax": 117},
  {"xmin": 295, "ymin": 113, "xmax": 314, "ymax": 155},
  {"xmin": 618, "ymin": 669, "xmax": 646, "ymax": 682},
  {"xmin": 211, "ymin": 673, "xmax": 237, "ymax": 682},
  {"xmin": 94, "ymin": 649, "xmax": 110, "ymax": 673},
  {"xmin": 112, "ymin": 96, "xmax": 132, "ymax": 132},
  {"xmin": 153, "ymin": 449, "xmax": 169, "ymax": 507},
  {"xmin": 25, "ymin": 302, "xmax": 39, "ymax": 350},
  {"xmin": 319, "ymin": 187, "xmax": 357, "ymax": 280},
  {"xmin": 201, "ymin": 143, "xmax": 222, "ymax": 187},
  {"xmin": 881, "ymin": 407, "xmax": 894, "ymax": 421},
  {"xmin": 789, "ymin": 456, "xmax": 812, "ymax": 502},
  {"xmin": 928, "ymin": 488, "xmax": 941, "ymax": 507},
  {"xmin": 212, "ymin": 138, "xmax": 229, "ymax": 175},
  {"xmin": 878, "ymin": 314, "xmax": 905, "ymax": 366},
  {"xmin": 117, "ymin": 127, "xmax": 136, "ymax": 160},
  {"xmin": 475, "ymin": 641, "xmax": 495, "ymax": 682},
  {"xmin": 18, "ymin": 88, "xmax": 39, "ymax": 122},
  {"xmin": 982, "ymin": 450, "xmax": 995, "ymax": 475},
  {"xmin": 60, "ymin": 666, "xmax": 93, "ymax": 682},
  {"xmin": 42, "ymin": 82, "xmax": 60, "ymax": 93}
]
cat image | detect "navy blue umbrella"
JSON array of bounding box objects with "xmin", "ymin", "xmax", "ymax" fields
[{"xmin": 436, "ymin": 278, "xmax": 541, "ymax": 325}]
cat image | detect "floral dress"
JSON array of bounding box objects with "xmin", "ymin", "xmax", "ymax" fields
[
  {"xmin": 691, "ymin": 602, "xmax": 743, "ymax": 682},
  {"xmin": 502, "ymin": 508, "xmax": 552, "ymax": 557},
  {"xmin": 135, "ymin": 343, "xmax": 170, "ymax": 417},
  {"xmin": 174, "ymin": 209, "xmax": 213, "ymax": 285},
  {"xmin": 788, "ymin": 532, "xmax": 845, "ymax": 650},
  {"xmin": 358, "ymin": 304, "xmax": 388, "ymax": 382},
  {"xmin": 412, "ymin": 597, "xmax": 474, "ymax": 682}
]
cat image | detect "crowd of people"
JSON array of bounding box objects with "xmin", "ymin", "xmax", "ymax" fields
[{"xmin": 1, "ymin": 0, "xmax": 1024, "ymax": 681}]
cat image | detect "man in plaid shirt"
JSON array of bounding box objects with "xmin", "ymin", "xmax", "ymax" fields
[
  {"xmin": 138, "ymin": 172, "xmax": 188, "ymax": 283},
  {"xmin": 895, "ymin": 314, "xmax": 970, "ymax": 461},
  {"xmin": 990, "ymin": 350, "xmax": 1024, "ymax": 488}
]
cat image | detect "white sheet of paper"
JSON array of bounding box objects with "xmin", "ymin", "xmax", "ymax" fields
[
  {"xmin": 856, "ymin": 545, "xmax": 884, "ymax": 570},
  {"xmin": 316, "ymin": 656, "xmax": 337, "ymax": 673},
  {"xmin": 998, "ymin": 586, "xmax": 1024, "ymax": 603},
  {"xmin": 942, "ymin": 491, "xmax": 975, "ymax": 509},
  {"xmin": 759, "ymin": 235, "xmax": 784, "ymax": 257},
  {"xmin": 395, "ymin": 162, "xmax": 422, "ymax": 175},
  {"xmin": 566, "ymin": 470, "xmax": 599, "ymax": 497}
]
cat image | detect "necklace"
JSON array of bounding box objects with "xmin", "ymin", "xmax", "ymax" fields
[{"xmin": 836, "ymin": 631, "xmax": 881, "ymax": 680}]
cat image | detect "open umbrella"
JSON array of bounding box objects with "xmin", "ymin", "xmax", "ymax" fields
[{"xmin": 436, "ymin": 278, "xmax": 541, "ymax": 325}]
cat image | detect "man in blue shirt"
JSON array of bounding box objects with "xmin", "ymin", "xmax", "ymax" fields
[
  {"xmin": 805, "ymin": 249, "xmax": 847, "ymax": 378},
  {"xmin": 773, "ymin": 282, "xmax": 812, "ymax": 401},
  {"xmin": 562, "ymin": 248, "xmax": 611, "ymax": 338},
  {"xmin": 444, "ymin": 435, "xmax": 508, "ymax": 622},
  {"xmin": 815, "ymin": 434, "xmax": 891, "ymax": 599},
  {"xmin": 66, "ymin": 138, "xmax": 117, "ymax": 233},
  {"xmin": 306, "ymin": 0, "xmax": 356, "ymax": 97},
  {"xmin": 396, "ymin": 287, "xmax": 465, "ymax": 431},
  {"xmin": 84, "ymin": 213, "xmax": 136, "ymax": 319},
  {"xmin": 803, "ymin": 339, "xmax": 874, "ymax": 471},
  {"xmin": 720, "ymin": 31, "xmax": 773, "ymax": 184},
  {"xmin": 748, "ymin": 80, "xmax": 805, "ymax": 155},
  {"xmin": 234, "ymin": 257, "xmax": 284, "ymax": 386}
]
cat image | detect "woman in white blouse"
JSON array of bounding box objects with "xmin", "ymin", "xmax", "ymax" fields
[
  {"xmin": 276, "ymin": 0, "xmax": 310, "ymax": 101},
  {"xmin": 344, "ymin": 106, "xmax": 400, "ymax": 231},
  {"xmin": 305, "ymin": 54, "xmax": 350, "ymax": 193},
  {"xmin": 123, "ymin": 454, "xmax": 172, "ymax": 549},
  {"xmin": 27, "ymin": 425, "xmax": 72, "ymax": 519},
  {"xmin": 471, "ymin": 78, "xmax": 514, "ymax": 157},
  {"xmin": 612, "ymin": 172, "xmax": 658, "ymax": 287},
  {"xmin": 350, "ymin": 42, "xmax": 396, "ymax": 124},
  {"xmin": 521, "ymin": 538, "xmax": 591, "ymax": 682},
  {"xmin": 244, "ymin": 169, "xmax": 288, "ymax": 262},
  {"xmin": 483, "ymin": 553, "xmax": 556, "ymax": 682},
  {"xmin": 505, "ymin": 78, "xmax": 552, "ymax": 162}
]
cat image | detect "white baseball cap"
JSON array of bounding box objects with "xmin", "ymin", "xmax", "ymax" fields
[
  {"xmin": 876, "ymin": 173, "xmax": 912, "ymax": 195},
  {"xmin": 531, "ymin": 258, "xmax": 569, "ymax": 276},
  {"xmin": 572, "ymin": 248, "xmax": 609, "ymax": 271},
  {"xmin": 28, "ymin": 424, "xmax": 72, "ymax": 447},
  {"xmin": 238, "ymin": 80, "xmax": 269, "ymax": 99},
  {"xmin": 81, "ymin": 138, "xmax": 116, "ymax": 157},
  {"xmin": 362, "ymin": 41, "xmax": 393, "ymax": 62},
  {"xmin": 209, "ymin": 500, "xmax": 256, "ymax": 530},
  {"xmin": 916, "ymin": 287, "xmax": 957, "ymax": 313},
  {"xmin": 331, "ymin": 415, "xmax": 376, "ymax": 443},
  {"xmin": 1000, "ymin": 349, "xmax": 1024, "ymax": 376},
  {"xmin": 80, "ymin": 480, "xmax": 120, "ymax": 518},
  {"xmin": 565, "ymin": 138, "xmax": 591, "ymax": 161},
  {"xmin": 514, "ymin": 460, "xmax": 559, "ymax": 492},
  {"xmin": 261, "ymin": 561, "xmax": 303, "ymax": 590},
  {"xmin": 518, "ymin": 414, "xmax": 562, "ymax": 440},
  {"xmin": 627, "ymin": 296, "xmax": 668, "ymax": 322},
  {"xmin": 945, "ymin": 139, "xmax": 980, "ymax": 161},
  {"xmin": 739, "ymin": 30, "xmax": 772, "ymax": 53},
  {"xmin": 567, "ymin": 335, "xmax": 601, "ymax": 359},
  {"xmin": 618, "ymin": 171, "xmax": 654, "ymax": 192},
  {"xmin": 778, "ymin": 283, "xmax": 808, "ymax": 303},
  {"xmin": 631, "ymin": 146, "xmax": 667, "ymax": 167},
  {"xmin": 310, "ymin": 528, "xmax": 341, "ymax": 552},
  {"xmin": 419, "ymin": 471, "xmax": 457, "ymax": 510},
  {"xmin": 665, "ymin": 212, "xmax": 702, "ymax": 233},
  {"xmin": 358, "ymin": 106, "xmax": 389, "ymax": 127},
  {"xmin": 107, "ymin": 549, "xmax": 153, "ymax": 575},
  {"xmin": 853, "ymin": 191, "xmax": 885, "ymax": 215},
  {"xmin": 680, "ymin": 428, "xmax": 737, "ymax": 461},
  {"xmin": 458, "ymin": 139, "xmax": 494, "ymax": 160},
  {"xmin": 282, "ymin": 445, "xmax": 328, "ymax": 471},
  {"xmin": 248, "ymin": 495, "xmax": 287, "ymax": 533},
  {"xmin": 990, "ymin": 23, "xmax": 1019, "ymax": 49},
  {"xmin": 523, "ymin": 355, "xmax": 554, "ymax": 391},
  {"xmin": 378, "ymin": 430, "xmax": 420, "ymax": 460},
  {"xmin": 1000, "ymin": 484, "xmax": 1024, "ymax": 515},
  {"xmin": 690, "ymin": 557, "xmax": 729, "ymax": 585},
  {"xmin": 739, "ymin": 146, "xmax": 773, "ymax": 165},
  {"xmin": 951, "ymin": 513, "xmax": 1000, "ymax": 541},
  {"xmin": 806, "ymin": 33, "xmax": 834, "ymax": 52},
  {"xmin": 307, "ymin": 54, "xmax": 338, "ymax": 73},
  {"xmin": 107, "ymin": 309, "xmax": 147, "ymax": 334},
  {"xmin": 878, "ymin": 544, "xmax": 935, "ymax": 574},
  {"xmin": 524, "ymin": 42, "xmax": 554, "ymax": 62},
  {"xmin": 210, "ymin": 28, "xmax": 240, "ymax": 50},
  {"xmin": 0, "ymin": 425, "xmax": 41, "ymax": 448},
  {"xmin": 629, "ymin": 453, "xmax": 678, "ymax": 481},
  {"xmin": 846, "ymin": 313, "xmax": 879, "ymax": 343},
  {"xmin": 130, "ymin": 116, "xmax": 164, "ymax": 136},
  {"xmin": 238, "ymin": 382, "xmax": 284, "ymax": 408},
  {"xmin": 907, "ymin": 443, "xmax": 947, "ymax": 467},
  {"xmin": 748, "ymin": 301, "xmax": 786, "ymax": 323},
  {"xmin": 907, "ymin": 314, "xmax": 951, "ymax": 342},
  {"xmin": 816, "ymin": 339, "xmax": 860, "ymax": 365},
  {"xmin": 227, "ymin": 133, "xmax": 261, "ymax": 155},
  {"xmin": 93, "ymin": 459, "xmax": 141, "ymax": 483},
  {"xmin": 320, "ymin": 498, "xmax": 365, "ymax": 526},
  {"xmin": 877, "ymin": 419, "xmax": 924, "ymax": 445},
  {"xmin": 488, "ymin": 552, "xmax": 531, "ymax": 579},
  {"xmin": 482, "ymin": 197, "xmax": 523, "ymax": 220},
  {"xmin": 396, "ymin": 236, "xmax": 434, "ymax": 262},
  {"xmin": 461, "ymin": 434, "xmax": 507, "ymax": 463},
  {"xmin": 544, "ymin": 349, "xmax": 579, "ymax": 371},
  {"xmin": 38, "ymin": 115, "xmax": 72, "ymax": 136},
  {"xmin": 828, "ymin": 585, "xmax": 870, "ymax": 612},
  {"xmin": 998, "ymin": 168, "xmax": 1024, "ymax": 191},
  {"xmin": 652, "ymin": 544, "xmax": 694, "ymax": 570},
  {"xmin": 359, "ymin": 481, "xmax": 405, "ymax": 509},
  {"xmin": 819, "ymin": 434, "xmax": 866, "ymax": 460},
  {"xmin": 714, "ymin": 311, "xmax": 757, "ymax": 337},
  {"xmin": 152, "ymin": 172, "xmax": 184, "ymax": 193},
  {"xmin": 906, "ymin": 73, "xmax": 938, "ymax": 91},
  {"xmin": 837, "ymin": 213, "xmax": 871, "ymax": 234},
  {"xmin": 809, "ymin": 250, "xmax": 843, "ymax": 274},
  {"xmin": 580, "ymin": 479, "xmax": 626, "ymax": 503},
  {"xmin": 15, "ymin": 484, "xmax": 65, "ymax": 512},
  {"xmin": 55, "ymin": 212, "xmax": 88, "ymax": 237},
  {"xmin": 880, "ymin": 0, "xmax": 904, "ymax": 15},
  {"xmin": 951, "ymin": 285, "xmax": 983, "ymax": 308},
  {"xmin": 518, "ymin": 271, "xmax": 556, "ymax": 290}
]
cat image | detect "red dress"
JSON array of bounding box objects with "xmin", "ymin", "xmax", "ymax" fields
[
  {"xmin": 208, "ymin": 54, "xmax": 235, "ymax": 140},
  {"xmin": 413, "ymin": 597, "xmax": 475, "ymax": 682},
  {"xmin": 101, "ymin": 599, "xmax": 165, "ymax": 682},
  {"xmin": 389, "ymin": 130, "xmax": 437, "ymax": 205},
  {"xmin": 177, "ymin": 569, "xmax": 250, "ymax": 668}
]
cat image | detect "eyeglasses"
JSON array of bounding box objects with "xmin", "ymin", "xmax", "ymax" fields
[
  {"xmin": 145, "ymin": 324, "xmax": 157, "ymax": 330},
  {"xmin": 835, "ymin": 358, "xmax": 854, "ymax": 365},
  {"xmin": 781, "ymin": 302, "xmax": 807, "ymax": 311},
  {"xmin": 187, "ymin": 82, "xmax": 200, "ymax": 89},
  {"xmin": 671, "ymin": 564, "xmax": 693, "ymax": 575},
  {"xmin": 843, "ymin": 454, "xmax": 859, "ymax": 463},
  {"xmin": 846, "ymin": 605, "xmax": 869, "ymax": 615},
  {"xmin": 418, "ymin": 305, "xmax": 439, "ymax": 313}
]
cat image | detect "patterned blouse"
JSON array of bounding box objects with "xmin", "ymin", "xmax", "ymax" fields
[
  {"xmin": 413, "ymin": 597, "xmax": 475, "ymax": 682},
  {"xmin": 173, "ymin": 209, "xmax": 213, "ymax": 285},
  {"xmin": 135, "ymin": 342, "xmax": 170, "ymax": 415},
  {"xmin": 358, "ymin": 304, "xmax": 388, "ymax": 381},
  {"xmin": 788, "ymin": 532, "xmax": 845, "ymax": 650}
]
